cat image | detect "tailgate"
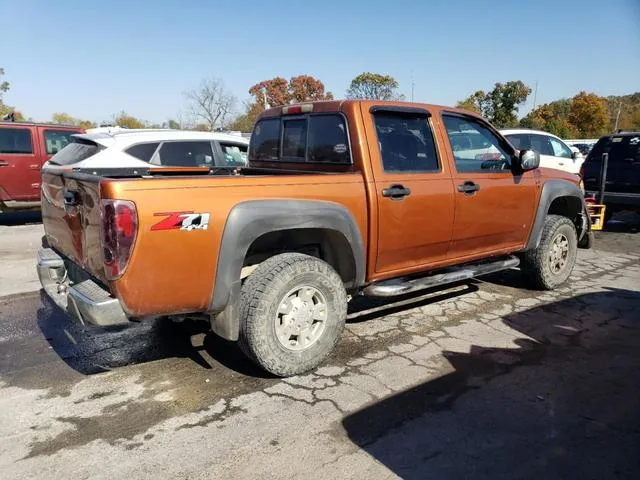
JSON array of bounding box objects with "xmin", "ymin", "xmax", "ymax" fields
[{"xmin": 41, "ymin": 170, "xmax": 106, "ymax": 282}]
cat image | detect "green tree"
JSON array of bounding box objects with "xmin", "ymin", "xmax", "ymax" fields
[
  {"xmin": 346, "ymin": 72, "xmax": 403, "ymax": 100},
  {"xmin": 78, "ymin": 120, "xmax": 96, "ymax": 129},
  {"xmin": 458, "ymin": 81, "xmax": 531, "ymax": 127},
  {"xmin": 51, "ymin": 112, "xmax": 95, "ymax": 129},
  {"xmin": 114, "ymin": 111, "xmax": 145, "ymax": 129},
  {"xmin": 568, "ymin": 92, "xmax": 610, "ymax": 137},
  {"xmin": 0, "ymin": 67, "xmax": 9, "ymax": 100},
  {"xmin": 51, "ymin": 112, "xmax": 77, "ymax": 125},
  {"xmin": 456, "ymin": 90, "xmax": 490, "ymax": 115},
  {"xmin": 0, "ymin": 67, "xmax": 24, "ymax": 121},
  {"xmin": 167, "ymin": 119, "xmax": 180, "ymax": 129}
]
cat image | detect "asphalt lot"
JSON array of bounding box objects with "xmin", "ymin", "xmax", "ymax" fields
[{"xmin": 1, "ymin": 212, "xmax": 639, "ymax": 479}]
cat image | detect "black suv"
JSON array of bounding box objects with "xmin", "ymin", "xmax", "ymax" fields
[{"xmin": 582, "ymin": 131, "xmax": 640, "ymax": 223}]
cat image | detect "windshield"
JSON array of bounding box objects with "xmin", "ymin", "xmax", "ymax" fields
[{"xmin": 48, "ymin": 137, "xmax": 104, "ymax": 165}]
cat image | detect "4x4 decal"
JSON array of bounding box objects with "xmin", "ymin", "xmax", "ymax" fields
[{"xmin": 151, "ymin": 211, "xmax": 210, "ymax": 231}]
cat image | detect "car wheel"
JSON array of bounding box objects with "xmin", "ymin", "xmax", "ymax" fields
[
  {"xmin": 238, "ymin": 253, "xmax": 347, "ymax": 377},
  {"xmin": 521, "ymin": 214, "xmax": 578, "ymax": 290}
]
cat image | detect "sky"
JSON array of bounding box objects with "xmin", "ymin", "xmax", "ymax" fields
[{"xmin": 1, "ymin": 0, "xmax": 639, "ymax": 124}]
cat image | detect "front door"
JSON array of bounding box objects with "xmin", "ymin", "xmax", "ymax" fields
[
  {"xmin": 363, "ymin": 105, "xmax": 455, "ymax": 275},
  {"xmin": 440, "ymin": 113, "xmax": 538, "ymax": 260},
  {"xmin": 0, "ymin": 126, "xmax": 40, "ymax": 202}
]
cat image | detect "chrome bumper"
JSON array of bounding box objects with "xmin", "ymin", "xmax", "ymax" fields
[{"xmin": 37, "ymin": 248, "xmax": 128, "ymax": 327}]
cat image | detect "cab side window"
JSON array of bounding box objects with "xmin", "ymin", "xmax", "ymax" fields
[
  {"xmin": 156, "ymin": 141, "xmax": 214, "ymax": 167},
  {"xmin": 442, "ymin": 115, "xmax": 511, "ymax": 172},
  {"xmin": 0, "ymin": 128, "xmax": 33, "ymax": 154},
  {"xmin": 373, "ymin": 112, "xmax": 439, "ymax": 173},
  {"xmin": 43, "ymin": 130, "xmax": 74, "ymax": 155}
]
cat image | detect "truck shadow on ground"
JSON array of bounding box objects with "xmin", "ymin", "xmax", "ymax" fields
[
  {"xmin": 36, "ymin": 284, "xmax": 477, "ymax": 378},
  {"xmin": 0, "ymin": 211, "xmax": 42, "ymax": 226},
  {"xmin": 342, "ymin": 288, "xmax": 640, "ymax": 479}
]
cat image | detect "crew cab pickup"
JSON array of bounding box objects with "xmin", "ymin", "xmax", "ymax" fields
[
  {"xmin": 0, "ymin": 122, "xmax": 83, "ymax": 212},
  {"xmin": 37, "ymin": 100, "xmax": 593, "ymax": 376}
]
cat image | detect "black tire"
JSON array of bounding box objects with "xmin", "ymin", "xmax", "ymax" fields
[
  {"xmin": 521, "ymin": 215, "xmax": 578, "ymax": 290},
  {"xmin": 238, "ymin": 253, "xmax": 347, "ymax": 377}
]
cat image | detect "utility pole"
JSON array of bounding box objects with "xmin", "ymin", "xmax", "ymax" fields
[
  {"xmin": 613, "ymin": 100, "xmax": 622, "ymax": 131},
  {"xmin": 532, "ymin": 80, "xmax": 538, "ymax": 111},
  {"xmin": 410, "ymin": 71, "xmax": 415, "ymax": 102}
]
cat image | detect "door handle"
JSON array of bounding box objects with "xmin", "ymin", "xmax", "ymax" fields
[
  {"xmin": 382, "ymin": 184, "xmax": 411, "ymax": 200},
  {"xmin": 0, "ymin": 160, "xmax": 8, "ymax": 167},
  {"xmin": 457, "ymin": 181, "xmax": 480, "ymax": 194}
]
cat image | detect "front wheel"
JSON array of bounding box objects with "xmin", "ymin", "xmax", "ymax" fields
[
  {"xmin": 521, "ymin": 215, "xmax": 578, "ymax": 290},
  {"xmin": 238, "ymin": 253, "xmax": 347, "ymax": 377}
]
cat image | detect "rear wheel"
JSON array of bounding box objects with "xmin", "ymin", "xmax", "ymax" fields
[
  {"xmin": 521, "ymin": 215, "xmax": 578, "ymax": 290},
  {"xmin": 238, "ymin": 253, "xmax": 347, "ymax": 377}
]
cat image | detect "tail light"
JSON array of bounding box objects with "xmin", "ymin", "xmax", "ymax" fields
[{"xmin": 100, "ymin": 199, "xmax": 138, "ymax": 280}]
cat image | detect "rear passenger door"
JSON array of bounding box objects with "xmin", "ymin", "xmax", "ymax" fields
[
  {"xmin": 363, "ymin": 106, "xmax": 455, "ymax": 275},
  {"xmin": 151, "ymin": 141, "xmax": 215, "ymax": 167},
  {"xmin": 0, "ymin": 126, "xmax": 40, "ymax": 201}
]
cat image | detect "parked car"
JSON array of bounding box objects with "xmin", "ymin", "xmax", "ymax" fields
[
  {"xmin": 44, "ymin": 129, "xmax": 250, "ymax": 171},
  {"xmin": 37, "ymin": 100, "xmax": 592, "ymax": 377},
  {"xmin": 501, "ymin": 128, "xmax": 583, "ymax": 174},
  {"xmin": 582, "ymin": 131, "xmax": 640, "ymax": 223},
  {"xmin": 0, "ymin": 121, "xmax": 83, "ymax": 212}
]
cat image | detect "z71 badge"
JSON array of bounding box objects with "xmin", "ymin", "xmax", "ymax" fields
[{"xmin": 151, "ymin": 211, "xmax": 210, "ymax": 231}]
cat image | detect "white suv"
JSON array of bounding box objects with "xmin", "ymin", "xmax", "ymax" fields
[
  {"xmin": 500, "ymin": 128, "xmax": 583, "ymax": 174},
  {"xmin": 44, "ymin": 129, "xmax": 249, "ymax": 170}
]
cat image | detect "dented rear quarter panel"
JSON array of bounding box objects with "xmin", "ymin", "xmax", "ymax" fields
[{"xmin": 101, "ymin": 174, "xmax": 368, "ymax": 316}]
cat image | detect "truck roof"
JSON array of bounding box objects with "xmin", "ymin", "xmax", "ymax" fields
[
  {"xmin": 0, "ymin": 121, "xmax": 82, "ymax": 129},
  {"xmin": 258, "ymin": 99, "xmax": 484, "ymax": 120}
]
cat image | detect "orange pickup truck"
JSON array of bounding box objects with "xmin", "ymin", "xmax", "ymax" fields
[{"xmin": 37, "ymin": 100, "xmax": 593, "ymax": 376}]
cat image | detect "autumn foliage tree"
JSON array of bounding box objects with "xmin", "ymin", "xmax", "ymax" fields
[
  {"xmin": 568, "ymin": 92, "xmax": 610, "ymax": 137},
  {"xmin": 229, "ymin": 75, "xmax": 333, "ymax": 132},
  {"xmin": 520, "ymin": 92, "xmax": 611, "ymax": 138}
]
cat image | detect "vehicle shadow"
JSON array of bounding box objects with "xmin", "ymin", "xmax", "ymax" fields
[
  {"xmin": 36, "ymin": 290, "xmax": 268, "ymax": 377},
  {"xmin": 0, "ymin": 211, "xmax": 42, "ymax": 226},
  {"xmin": 35, "ymin": 283, "xmax": 480, "ymax": 379},
  {"xmin": 342, "ymin": 288, "xmax": 640, "ymax": 479}
]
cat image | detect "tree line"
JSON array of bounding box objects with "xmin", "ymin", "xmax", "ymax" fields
[{"xmin": 2, "ymin": 67, "xmax": 638, "ymax": 137}]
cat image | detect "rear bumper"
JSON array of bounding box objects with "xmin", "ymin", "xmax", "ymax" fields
[
  {"xmin": 37, "ymin": 248, "xmax": 129, "ymax": 327},
  {"xmin": 585, "ymin": 191, "xmax": 640, "ymax": 208}
]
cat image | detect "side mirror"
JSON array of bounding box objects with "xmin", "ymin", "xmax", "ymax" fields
[
  {"xmin": 515, "ymin": 149, "xmax": 540, "ymax": 171},
  {"xmin": 571, "ymin": 151, "xmax": 579, "ymax": 160}
]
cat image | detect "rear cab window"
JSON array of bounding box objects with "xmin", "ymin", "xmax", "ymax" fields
[
  {"xmin": 0, "ymin": 127, "xmax": 33, "ymax": 154},
  {"xmin": 588, "ymin": 135, "xmax": 640, "ymax": 164},
  {"xmin": 249, "ymin": 113, "xmax": 351, "ymax": 164}
]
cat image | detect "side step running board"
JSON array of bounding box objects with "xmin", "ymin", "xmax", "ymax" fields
[{"xmin": 363, "ymin": 255, "xmax": 520, "ymax": 297}]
